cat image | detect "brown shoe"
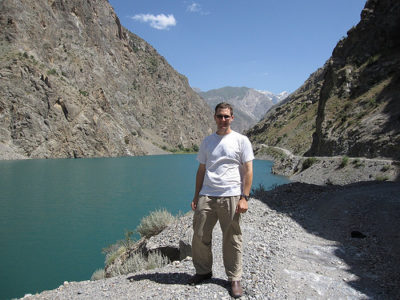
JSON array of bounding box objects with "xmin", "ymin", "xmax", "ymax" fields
[
  {"xmin": 231, "ymin": 281, "xmax": 243, "ymax": 298},
  {"xmin": 188, "ymin": 272, "xmax": 212, "ymax": 285}
]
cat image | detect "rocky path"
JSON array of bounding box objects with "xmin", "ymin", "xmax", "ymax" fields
[
  {"xmin": 255, "ymin": 144, "xmax": 400, "ymax": 185},
  {"xmin": 23, "ymin": 181, "xmax": 400, "ymax": 299}
]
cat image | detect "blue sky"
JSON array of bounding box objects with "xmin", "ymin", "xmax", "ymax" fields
[{"xmin": 108, "ymin": 0, "xmax": 366, "ymax": 94}]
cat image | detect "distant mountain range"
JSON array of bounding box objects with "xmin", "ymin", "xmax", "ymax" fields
[{"xmin": 196, "ymin": 87, "xmax": 288, "ymax": 133}]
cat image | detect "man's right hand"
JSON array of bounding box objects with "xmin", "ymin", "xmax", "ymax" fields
[{"xmin": 191, "ymin": 196, "xmax": 199, "ymax": 211}]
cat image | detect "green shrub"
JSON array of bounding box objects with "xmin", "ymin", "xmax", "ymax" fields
[
  {"xmin": 339, "ymin": 156, "xmax": 349, "ymax": 168},
  {"xmin": 91, "ymin": 269, "xmax": 105, "ymax": 281},
  {"xmin": 343, "ymin": 103, "xmax": 352, "ymax": 111},
  {"xmin": 250, "ymin": 183, "xmax": 266, "ymax": 199},
  {"xmin": 352, "ymin": 158, "xmax": 365, "ymax": 168},
  {"xmin": 107, "ymin": 250, "xmax": 170, "ymax": 277},
  {"xmin": 147, "ymin": 250, "xmax": 170, "ymax": 269},
  {"xmin": 376, "ymin": 175, "xmax": 389, "ymax": 181},
  {"xmin": 108, "ymin": 252, "xmax": 147, "ymax": 277},
  {"xmin": 147, "ymin": 57, "xmax": 158, "ymax": 74},
  {"xmin": 121, "ymin": 230, "xmax": 136, "ymax": 248},
  {"xmin": 302, "ymin": 157, "xmax": 317, "ymax": 170},
  {"xmin": 104, "ymin": 245, "xmax": 126, "ymax": 266},
  {"xmin": 381, "ymin": 165, "xmax": 390, "ymax": 172},
  {"xmin": 47, "ymin": 68, "xmax": 57, "ymax": 75},
  {"xmin": 368, "ymin": 98, "xmax": 377, "ymax": 108},
  {"xmin": 79, "ymin": 90, "xmax": 89, "ymax": 97},
  {"xmin": 136, "ymin": 209, "xmax": 175, "ymax": 239}
]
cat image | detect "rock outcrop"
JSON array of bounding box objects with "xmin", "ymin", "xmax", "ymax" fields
[
  {"xmin": 247, "ymin": 0, "xmax": 400, "ymax": 160},
  {"xmin": 0, "ymin": 0, "xmax": 213, "ymax": 159}
]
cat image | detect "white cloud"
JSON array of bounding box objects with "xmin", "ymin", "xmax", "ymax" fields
[
  {"xmin": 186, "ymin": 2, "xmax": 209, "ymax": 15},
  {"xmin": 187, "ymin": 2, "xmax": 201, "ymax": 12},
  {"xmin": 131, "ymin": 14, "xmax": 176, "ymax": 30}
]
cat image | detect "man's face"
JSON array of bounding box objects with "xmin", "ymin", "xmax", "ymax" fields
[{"xmin": 214, "ymin": 108, "xmax": 233, "ymax": 132}]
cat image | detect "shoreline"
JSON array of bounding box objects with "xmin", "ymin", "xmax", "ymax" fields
[{"xmin": 254, "ymin": 144, "xmax": 400, "ymax": 185}]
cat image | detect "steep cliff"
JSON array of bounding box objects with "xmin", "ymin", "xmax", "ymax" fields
[
  {"xmin": 0, "ymin": 0, "xmax": 213, "ymax": 159},
  {"xmin": 247, "ymin": 0, "xmax": 400, "ymax": 160}
]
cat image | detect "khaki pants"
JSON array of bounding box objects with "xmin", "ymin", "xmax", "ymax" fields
[{"xmin": 192, "ymin": 195, "xmax": 242, "ymax": 281}]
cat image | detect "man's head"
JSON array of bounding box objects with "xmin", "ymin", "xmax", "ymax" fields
[
  {"xmin": 214, "ymin": 102, "xmax": 234, "ymax": 135},
  {"xmin": 214, "ymin": 102, "xmax": 233, "ymax": 116}
]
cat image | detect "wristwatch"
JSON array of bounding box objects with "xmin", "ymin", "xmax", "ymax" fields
[{"xmin": 241, "ymin": 194, "xmax": 249, "ymax": 201}]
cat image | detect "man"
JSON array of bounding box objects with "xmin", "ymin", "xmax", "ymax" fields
[{"xmin": 190, "ymin": 102, "xmax": 254, "ymax": 298}]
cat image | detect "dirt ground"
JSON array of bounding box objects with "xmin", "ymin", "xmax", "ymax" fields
[{"xmin": 257, "ymin": 181, "xmax": 400, "ymax": 299}]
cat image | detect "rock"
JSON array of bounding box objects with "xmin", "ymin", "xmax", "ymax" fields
[
  {"xmin": 247, "ymin": 0, "xmax": 400, "ymax": 161},
  {"xmin": 179, "ymin": 228, "xmax": 193, "ymax": 260},
  {"xmin": 0, "ymin": 0, "xmax": 213, "ymax": 160}
]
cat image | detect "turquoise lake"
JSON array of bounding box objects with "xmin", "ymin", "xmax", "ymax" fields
[{"xmin": 0, "ymin": 154, "xmax": 289, "ymax": 300}]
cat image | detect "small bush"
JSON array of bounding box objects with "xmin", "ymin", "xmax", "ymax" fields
[
  {"xmin": 343, "ymin": 103, "xmax": 352, "ymax": 111},
  {"xmin": 250, "ymin": 184, "xmax": 266, "ymax": 199},
  {"xmin": 302, "ymin": 157, "xmax": 317, "ymax": 170},
  {"xmin": 339, "ymin": 156, "xmax": 349, "ymax": 168},
  {"xmin": 121, "ymin": 230, "xmax": 136, "ymax": 248},
  {"xmin": 91, "ymin": 269, "xmax": 105, "ymax": 281},
  {"xmin": 47, "ymin": 69, "xmax": 57, "ymax": 75},
  {"xmin": 136, "ymin": 209, "xmax": 175, "ymax": 239},
  {"xmin": 381, "ymin": 165, "xmax": 390, "ymax": 172},
  {"xmin": 147, "ymin": 250, "xmax": 170, "ymax": 269},
  {"xmin": 104, "ymin": 245, "xmax": 126, "ymax": 266},
  {"xmin": 79, "ymin": 90, "xmax": 89, "ymax": 97},
  {"xmin": 352, "ymin": 158, "xmax": 365, "ymax": 168},
  {"xmin": 368, "ymin": 98, "xmax": 378, "ymax": 108},
  {"xmin": 107, "ymin": 250, "xmax": 170, "ymax": 277},
  {"xmin": 376, "ymin": 175, "xmax": 389, "ymax": 181},
  {"xmin": 108, "ymin": 252, "xmax": 147, "ymax": 277}
]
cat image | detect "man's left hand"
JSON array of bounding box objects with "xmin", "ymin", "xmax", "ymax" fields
[{"xmin": 236, "ymin": 198, "xmax": 248, "ymax": 214}]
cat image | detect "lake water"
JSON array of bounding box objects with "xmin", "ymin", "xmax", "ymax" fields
[{"xmin": 0, "ymin": 154, "xmax": 289, "ymax": 300}]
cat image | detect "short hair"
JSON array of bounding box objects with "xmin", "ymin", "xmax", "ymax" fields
[{"xmin": 215, "ymin": 102, "xmax": 233, "ymax": 115}]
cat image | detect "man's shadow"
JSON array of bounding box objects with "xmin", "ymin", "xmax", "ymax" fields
[{"xmin": 127, "ymin": 272, "xmax": 230, "ymax": 290}]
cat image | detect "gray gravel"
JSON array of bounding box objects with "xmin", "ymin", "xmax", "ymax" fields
[{"xmin": 22, "ymin": 180, "xmax": 400, "ymax": 299}]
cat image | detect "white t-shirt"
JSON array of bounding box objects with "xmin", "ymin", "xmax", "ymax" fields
[{"xmin": 197, "ymin": 131, "xmax": 254, "ymax": 197}]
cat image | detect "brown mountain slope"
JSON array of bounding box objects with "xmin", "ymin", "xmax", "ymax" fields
[
  {"xmin": 247, "ymin": 0, "xmax": 400, "ymax": 160},
  {"xmin": 0, "ymin": 0, "xmax": 213, "ymax": 159}
]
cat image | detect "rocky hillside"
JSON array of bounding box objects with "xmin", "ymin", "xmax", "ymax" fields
[
  {"xmin": 247, "ymin": 0, "xmax": 400, "ymax": 160},
  {"xmin": 198, "ymin": 86, "xmax": 287, "ymax": 133},
  {"xmin": 0, "ymin": 0, "xmax": 213, "ymax": 160}
]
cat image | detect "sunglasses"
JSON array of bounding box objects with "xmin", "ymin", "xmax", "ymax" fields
[{"xmin": 216, "ymin": 114, "xmax": 232, "ymax": 120}]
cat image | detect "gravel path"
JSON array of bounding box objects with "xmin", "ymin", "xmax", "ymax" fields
[{"xmin": 22, "ymin": 181, "xmax": 400, "ymax": 299}]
